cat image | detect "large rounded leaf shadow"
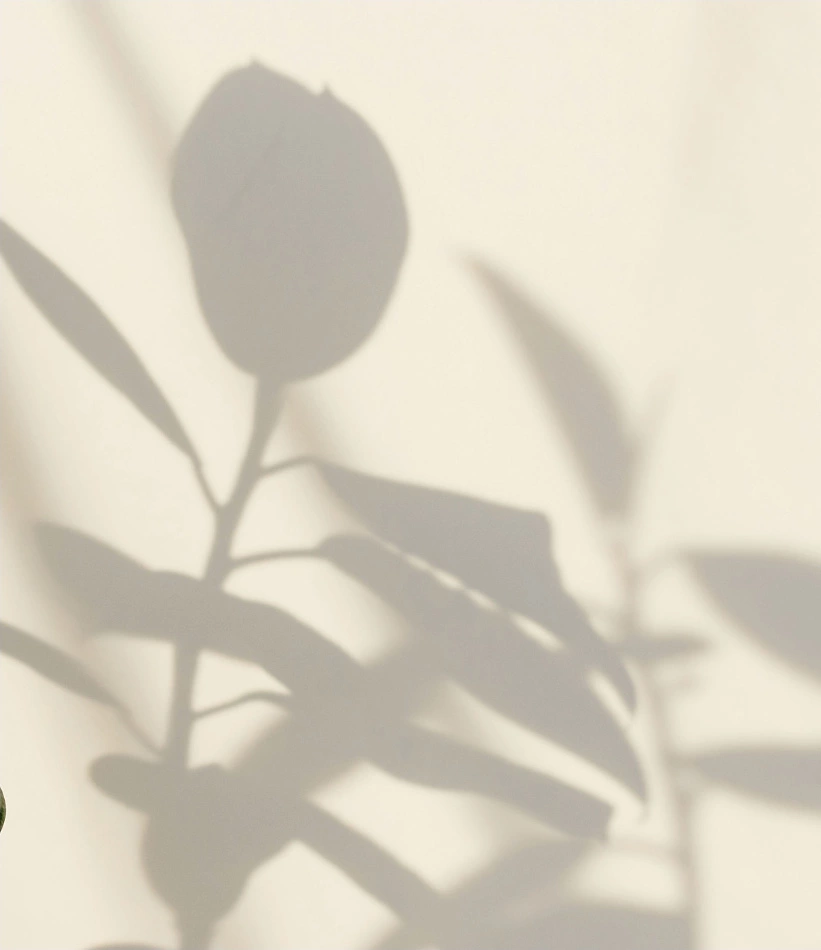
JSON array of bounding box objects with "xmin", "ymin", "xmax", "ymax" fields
[{"xmin": 172, "ymin": 63, "xmax": 408, "ymax": 384}]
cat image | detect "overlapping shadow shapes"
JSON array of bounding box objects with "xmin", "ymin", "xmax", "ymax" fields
[
  {"xmin": 4, "ymin": 62, "xmax": 644, "ymax": 945},
  {"xmin": 319, "ymin": 533, "xmax": 643, "ymax": 797},
  {"xmin": 38, "ymin": 523, "xmax": 628, "ymax": 934},
  {"xmin": 315, "ymin": 461, "xmax": 635, "ymax": 709},
  {"xmin": 464, "ymin": 263, "xmax": 694, "ymax": 949}
]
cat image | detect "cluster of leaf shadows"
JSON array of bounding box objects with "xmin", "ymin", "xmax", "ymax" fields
[{"xmin": 1, "ymin": 63, "xmax": 818, "ymax": 950}]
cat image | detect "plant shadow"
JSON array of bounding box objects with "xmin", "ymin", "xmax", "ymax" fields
[{"xmin": 11, "ymin": 58, "xmax": 809, "ymax": 950}]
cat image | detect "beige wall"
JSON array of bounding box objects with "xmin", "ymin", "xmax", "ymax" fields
[{"xmin": 2, "ymin": 3, "xmax": 821, "ymax": 948}]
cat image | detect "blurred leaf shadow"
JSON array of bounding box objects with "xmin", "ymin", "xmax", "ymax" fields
[
  {"xmin": 372, "ymin": 840, "xmax": 687, "ymax": 950},
  {"xmin": 683, "ymin": 550, "xmax": 821, "ymax": 819},
  {"xmin": 688, "ymin": 550, "xmax": 821, "ymax": 680},
  {"xmin": 0, "ymin": 62, "xmax": 648, "ymax": 950},
  {"xmin": 468, "ymin": 260, "xmax": 635, "ymax": 518},
  {"xmin": 691, "ymin": 745, "xmax": 821, "ymax": 812},
  {"xmin": 465, "ymin": 264, "xmax": 821, "ymax": 946},
  {"xmin": 36, "ymin": 517, "xmax": 633, "ymax": 943}
]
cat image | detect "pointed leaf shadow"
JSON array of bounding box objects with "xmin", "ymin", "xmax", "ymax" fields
[
  {"xmin": 687, "ymin": 550, "xmax": 821, "ymax": 679},
  {"xmin": 0, "ymin": 620, "xmax": 118, "ymax": 706},
  {"xmin": 317, "ymin": 461, "xmax": 634, "ymax": 708},
  {"xmin": 0, "ymin": 220, "xmax": 194, "ymax": 457},
  {"xmin": 469, "ymin": 260, "xmax": 633, "ymax": 516},
  {"xmin": 320, "ymin": 534, "xmax": 645, "ymax": 798},
  {"xmin": 691, "ymin": 745, "xmax": 821, "ymax": 811}
]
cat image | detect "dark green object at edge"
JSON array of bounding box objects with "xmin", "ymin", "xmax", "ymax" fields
[{"xmin": 0, "ymin": 785, "xmax": 5, "ymax": 833}]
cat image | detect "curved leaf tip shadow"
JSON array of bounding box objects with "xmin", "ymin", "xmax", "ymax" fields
[
  {"xmin": 320, "ymin": 533, "xmax": 645, "ymax": 799},
  {"xmin": 468, "ymin": 258, "xmax": 634, "ymax": 516},
  {"xmin": 0, "ymin": 220, "xmax": 194, "ymax": 458}
]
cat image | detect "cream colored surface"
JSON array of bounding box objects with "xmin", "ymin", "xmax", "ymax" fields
[{"xmin": 2, "ymin": 3, "xmax": 821, "ymax": 948}]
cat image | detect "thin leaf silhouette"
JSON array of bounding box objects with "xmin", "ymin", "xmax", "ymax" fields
[
  {"xmin": 469, "ymin": 260, "xmax": 633, "ymax": 516},
  {"xmin": 317, "ymin": 461, "xmax": 634, "ymax": 708},
  {"xmin": 691, "ymin": 745, "xmax": 821, "ymax": 811},
  {"xmin": 0, "ymin": 220, "xmax": 194, "ymax": 457},
  {"xmin": 0, "ymin": 620, "xmax": 118, "ymax": 706},
  {"xmin": 687, "ymin": 550, "xmax": 821, "ymax": 680}
]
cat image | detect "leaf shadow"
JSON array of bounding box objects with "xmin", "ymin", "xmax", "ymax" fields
[
  {"xmin": 691, "ymin": 744, "xmax": 821, "ymax": 812},
  {"xmin": 469, "ymin": 260, "xmax": 634, "ymax": 517},
  {"xmin": 316, "ymin": 460, "xmax": 635, "ymax": 709},
  {"xmin": 0, "ymin": 220, "xmax": 194, "ymax": 459},
  {"xmin": 372, "ymin": 841, "xmax": 687, "ymax": 950},
  {"xmin": 36, "ymin": 518, "xmax": 638, "ymax": 943},
  {"xmin": 2, "ymin": 59, "xmax": 658, "ymax": 950},
  {"xmin": 320, "ymin": 533, "xmax": 644, "ymax": 797},
  {"xmin": 0, "ymin": 620, "xmax": 119, "ymax": 707},
  {"xmin": 687, "ymin": 550, "xmax": 821, "ymax": 681}
]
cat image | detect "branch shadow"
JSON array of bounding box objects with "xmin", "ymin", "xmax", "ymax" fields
[{"xmin": 1, "ymin": 62, "xmax": 654, "ymax": 950}]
